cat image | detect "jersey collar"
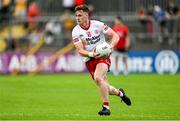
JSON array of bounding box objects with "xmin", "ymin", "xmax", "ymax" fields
[{"xmin": 80, "ymin": 20, "xmax": 91, "ymax": 30}]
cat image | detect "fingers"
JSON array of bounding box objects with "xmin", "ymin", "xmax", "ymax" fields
[
  {"xmin": 93, "ymin": 52, "xmax": 101, "ymax": 58},
  {"xmin": 109, "ymin": 47, "xmax": 113, "ymax": 55}
]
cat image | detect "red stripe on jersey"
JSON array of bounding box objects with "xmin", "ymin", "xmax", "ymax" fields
[{"xmin": 72, "ymin": 38, "xmax": 79, "ymax": 43}]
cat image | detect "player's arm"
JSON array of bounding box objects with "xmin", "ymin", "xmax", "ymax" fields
[
  {"xmin": 74, "ymin": 41, "xmax": 99, "ymax": 57},
  {"xmin": 125, "ymin": 30, "xmax": 130, "ymax": 49},
  {"xmin": 105, "ymin": 28, "xmax": 119, "ymax": 49},
  {"xmin": 74, "ymin": 41, "xmax": 92, "ymax": 57}
]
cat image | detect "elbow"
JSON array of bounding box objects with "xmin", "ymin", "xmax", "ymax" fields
[
  {"xmin": 78, "ymin": 50, "xmax": 83, "ymax": 56},
  {"xmin": 77, "ymin": 49, "xmax": 86, "ymax": 57}
]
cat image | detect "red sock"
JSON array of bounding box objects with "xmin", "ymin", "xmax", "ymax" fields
[{"xmin": 103, "ymin": 102, "xmax": 109, "ymax": 109}]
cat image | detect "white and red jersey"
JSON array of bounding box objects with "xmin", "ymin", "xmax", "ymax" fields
[{"xmin": 72, "ymin": 20, "xmax": 110, "ymax": 61}]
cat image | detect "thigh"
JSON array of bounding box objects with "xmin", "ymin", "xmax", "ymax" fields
[
  {"xmin": 86, "ymin": 60, "xmax": 96, "ymax": 79},
  {"xmin": 94, "ymin": 63, "xmax": 108, "ymax": 79},
  {"xmin": 86, "ymin": 57, "xmax": 111, "ymax": 80}
]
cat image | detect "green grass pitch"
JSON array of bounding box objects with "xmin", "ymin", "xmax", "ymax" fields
[{"xmin": 0, "ymin": 73, "xmax": 180, "ymax": 120}]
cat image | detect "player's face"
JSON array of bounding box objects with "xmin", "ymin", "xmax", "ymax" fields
[
  {"xmin": 114, "ymin": 18, "xmax": 120, "ymax": 25},
  {"xmin": 114, "ymin": 18, "xmax": 122, "ymax": 26},
  {"xmin": 75, "ymin": 10, "xmax": 88, "ymax": 25}
]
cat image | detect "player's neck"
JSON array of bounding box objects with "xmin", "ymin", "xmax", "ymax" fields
[
  {"xmin": 80, "ymin": 19, "xmax": 90, "ymax": 30},
  {"xmin": 116, "ymin": 23, "xmax": 123, "ymax": 27},
  {"xmin": 119, "ymin": 22, "xmax": 124, "ymax": 26}
]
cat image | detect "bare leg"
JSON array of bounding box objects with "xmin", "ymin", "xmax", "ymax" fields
[
  {"xmin": 94, "ymin": 63, "xmax": 109, "ymax": 102},
  {"xmin": 113, "ymin": 55, "xmax": 119, "ymax": 76},
  {"xmin": 95, "ymin": 63, "xmax": 131, "ymax": 116},
  {"xmin": 124, "ymin": 56, "xmax": 128, "ymax": 72},
  {"xmin": 123, "ymin": 56, "xmax": 128, "ymax": 75},
  {"xmin": 115, "ymin": 55, "xmax": 119, "ymax": 71},
  {"xmin": 103, "ymin": 75, "xmax": 119, "ymax": 96}
]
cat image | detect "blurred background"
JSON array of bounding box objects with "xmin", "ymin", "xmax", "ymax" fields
[{"xmin": 0, "ymin": 0, "xmax": 179, "ymax": 75}]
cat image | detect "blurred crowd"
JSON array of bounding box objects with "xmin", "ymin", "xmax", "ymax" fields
[
  {"xmin": 0, "ymin": 0, "xmax": 179, "ymax": 53},
  {"xmin": 0, "ymin": 0, "xmax": 96, "ymax": 53},
  {"xmin": 136, "ymin": 2, "xmax": 180, "ymax": 44}
]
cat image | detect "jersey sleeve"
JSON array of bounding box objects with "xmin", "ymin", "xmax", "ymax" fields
[
  {"xmin": 96, "ymin": 21, "xmax": 110, "ymax": 34},
  {"xmin": 72, "ymin": 27, "xmax": 81, "ymax": 45}
]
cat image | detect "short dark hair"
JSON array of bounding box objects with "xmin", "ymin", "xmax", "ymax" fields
[
  {"xmin": 116, "ymin": 16, "xmax": 123, "ymax": 21},
  {"xmin": 75, "ymin": 4, "xmax": 90, "ymax": 13}
]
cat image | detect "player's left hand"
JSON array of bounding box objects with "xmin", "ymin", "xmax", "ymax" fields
[{"xmin": 109, "ymin": 46, "xmax": 113, "ymax": 55}]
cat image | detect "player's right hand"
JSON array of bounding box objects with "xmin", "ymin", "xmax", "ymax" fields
[
  {"xmin": 93, "ymin": 51, "xmax": 101, "ymax": 58},
  {"xmin": 91, "ymin": 47, "xmax": 101, "ymax": 58}
]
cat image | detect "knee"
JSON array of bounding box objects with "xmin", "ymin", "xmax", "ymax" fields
[{"xmin": 94, "ymin": 75, "xmax": 103, "ymax": 86}]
